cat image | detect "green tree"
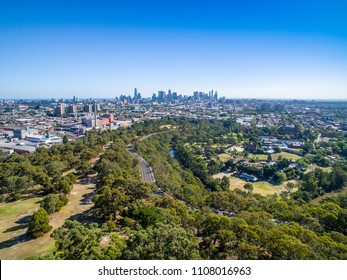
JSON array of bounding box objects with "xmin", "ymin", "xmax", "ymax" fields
[
  {"xmin": 27, "ymin": 208, "xmax": 52, "ymax": 239},
  {"xmin": 244, "ymin": 183, "xmax": 254, "ymax": 193},
  {"xmin": 219, "ymin": 176, "xmax": 230, "ymax": 191},
  {"xmin": 243, "ymin": 151, "xmax": 249, "ymax": 160},
  {"xmin": 77, "ymin": 161, "xmax": 91, "ymax": 178},
  {"xmin": 94, "ymin": 186, "xmax": 130, "ymax": 220},
  {"xmin": 56, "ymin": 178, "xmax": 72, "ymax": 194},
  {"xmin": 63, "ymin": 135, "xmax": 69, "ymax": 144},
  {"xmin": 285, "ymin": 182, "xmax": 296, "ymax": 193},
  {"xmin": 302, "ymin": 173, "xmax": 318, "ymax": 195},
  {"xmin": 273, "ymin": 171, "xmax": 287, "ymax": 184},
  {"xmin": 41, "ymin": 194, "xmax": 68, "ymax": 214}
]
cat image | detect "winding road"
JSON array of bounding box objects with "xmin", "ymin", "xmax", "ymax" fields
[{"xmin": 127, "ymin": 144, "xmax": 156, "ymax": 183}]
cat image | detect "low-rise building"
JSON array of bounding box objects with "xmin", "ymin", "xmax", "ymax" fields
[
  {"xmin": 239, "ymin": 173, "xmax": 258, "ymax": 182},
  {"xmin": 13, "ymin": 127, "xmax": 39, "ymax": 139}
]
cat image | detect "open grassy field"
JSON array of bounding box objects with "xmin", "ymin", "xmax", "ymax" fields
[
  {"xmin": 159, "ymin": 124, "xmax": 177, "ymax": 130},
  {"xmin": 213, "ymin": 173, "xmax": 295, "ymax": 195},
  {"xmin": 0, "ymin": 197, "xmax": 42, "ymax": 258},
  {"xmin": 273, "ymin": 152, "xmax": 302, "ymax": 161},
  {"xmin": 250, "ymin": 154, "xmax": 268, "ymax": 161},
  {"xmin": 213, "ymin": 172, "xmax": 233, "ymax": 180},
  {"xmin": 249, "ymin": 152, "xmax": 302, "ymax": 162},
  {"xmin": 0, "ymin": 179, "xmax": 98, "ymax": 259},
  {"xmin": 227, "ymin": 146, "xmax": 244, "ymax": 153},
  {"xmin": 211, "ymin": 144, "xmax": 230, "ymax": 148},
  {"xmin": 252, "ymin": 181, "xmax": 291, "ymax": 195},
  {"xmin": 218, "ymin": 153, "xmax": 232, "ymax": 162}
]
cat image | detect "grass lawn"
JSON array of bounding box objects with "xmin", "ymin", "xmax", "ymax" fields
[
  {"xmin": 250, "ymin": 154, "xmax": 268, "ymax": 161},
  {"xmin": 228, "ymin": 176, "xmax": 248, "ymax": 190},
  {"xmin": 0, "ymin": 197, "xmax": 42, "ymax": 258},
  {"xmin": 252, "ymin": 181, "xmax": 291, "ymax": 195},
  {"xmin": 273, "ymin": 152, "xmax": 302, "ymax": 161},
  {"xmin": 211, "ymin": 144, "xmax": 230, "ymax": 148},
  {"xmin": 159, "ymin": 124, "xmax": 177, "ymax": 129},
  {"xmin": 0, "ymin": 197, "xmax": 41, "ymax": 223},
  {"xmin": 227, "ymin": 146, "xmax": 244, "ymax": 153},
  {"xmin": 213, "ymin": 173, "xmax": 296, "ymax": 195},
  {"xmin": 218, "ymin": 153, "xmax": 232, "ymax": 162},
  {"xmin": 0, "ymin": 180, "xmax": 98, "ymax": 259},
  {"xmin": 248, "ymin": 152, "xmax": 301, "ymax": 162}
]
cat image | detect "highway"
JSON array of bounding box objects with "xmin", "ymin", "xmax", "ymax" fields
[{"xmin": 127, "ymin": 144, "xmax": 156, "ymax": 183}]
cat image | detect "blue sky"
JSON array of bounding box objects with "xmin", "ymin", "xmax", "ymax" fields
[{"xmin": 1, "ymin": 0, "xmax": 347, "ymax": 99}]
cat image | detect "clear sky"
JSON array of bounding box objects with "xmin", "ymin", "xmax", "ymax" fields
[{"xmin": 1, "ymin": 0, "xmax": 347, "ymax": 99}]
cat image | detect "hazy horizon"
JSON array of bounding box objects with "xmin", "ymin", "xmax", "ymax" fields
[{"xmin": 1, "ymin": 1, "xmax": 347, "ymax": 100}]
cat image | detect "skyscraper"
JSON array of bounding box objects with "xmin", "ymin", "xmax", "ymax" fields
[
  {"xmin": 94, "ymin": 101, "xmax": 98, "ymax": 127},
  {"xmin": 167, "ymin": 89, "xmax": 172, "ymax": 101},
  {"xmin": 214, "ymin": 91, "xmax": 218, "ymax": 101},
  {"xmin": 158, "ymin": 91, "xmax": 165, "ymax": 102}
]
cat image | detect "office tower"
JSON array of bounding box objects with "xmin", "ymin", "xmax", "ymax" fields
[
  {"xmin": 214, "ymin": 91, "xmax": 218, "ymax": 101},
  {"xmin": 55, "ymin": 103, "xmax": 65, "ymax": 117},
  {"xmin": 167, "ymin": 89, "xmax": 172, "ymax": 101},
  {"xmin": 158, "ymin": 91, "xmax": 165, "ymax": 102},
  {"xmin": 67, "ymin": 105, "xmax": 76, "ymax": 114},
  {"xmin": 83, "ymin": 104, "xmax": 93, "ymax": 113},
  {"xmin": 94, "ymin": 101, "xmax": 98, "ymax": 127},
  {"xmin": 92, "ymin": 103, "xmax": 101, "ymax": 112}
]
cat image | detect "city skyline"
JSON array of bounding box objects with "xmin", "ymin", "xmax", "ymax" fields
[{"xmin": 1, "ymin": 0, "xmax": 347, "ymax": 100}]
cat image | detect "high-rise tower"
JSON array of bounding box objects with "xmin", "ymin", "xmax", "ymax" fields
[{"xmin": 94, "ymin": 101, "xmax": 98, "ymax": 127}]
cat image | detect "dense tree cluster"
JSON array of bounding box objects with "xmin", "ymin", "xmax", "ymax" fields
[
  {"xmin": 294, "ymin": 164, "xmax": 347, "ymax": 201},
  {"xmin": 93, "ymin": 139, "xmax": 154, "ymax": 220}
]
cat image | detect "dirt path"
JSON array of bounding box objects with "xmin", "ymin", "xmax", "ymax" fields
[
  {"xmin": 138, "ymin": 129, "xmax": 177, "ymax": 142},
  {"xmin": 139, "ymin": 132, "xmax": 160, "ymax": 141}
]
